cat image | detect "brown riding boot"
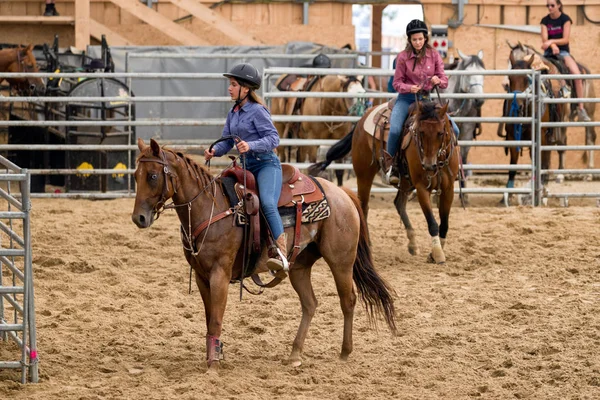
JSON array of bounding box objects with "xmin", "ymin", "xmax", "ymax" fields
[{"xmin": 267, "ymin": 233, "xmax": 289, "ymax": 272}]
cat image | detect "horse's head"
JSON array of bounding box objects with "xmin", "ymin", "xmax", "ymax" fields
[
  {"xmin": 508, "ymin": 58, "xmax": 534, "ymax": 116},
  {"xmin": 338, "ymin": 75, "xmax": 366, "ymax": 113},
  {"xmin": 414, "ymin": 101, "xmax": 451, "ymax": 171},
  {"xmin": 456, "ymin": 49, "xmax": 486, "ymax": 108},
  {"xmin": 132, "ymin": 138, "xmax": 179, "ymax": 228},
  {"xmin": 5, "ymin": 45, "xmax": 45, "ymax": 95}
]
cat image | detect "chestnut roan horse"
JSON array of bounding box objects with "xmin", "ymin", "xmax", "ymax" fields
[
  {"xmin": 0, "ymin": 44, "xmax": 45, "ymax": 95},
  {"xmin": 131, "ymin": 139, "xmax": 396, "ymax": 370}
]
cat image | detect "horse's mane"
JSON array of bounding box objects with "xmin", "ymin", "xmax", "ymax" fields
[
  {"xmin": 137, "ymin": 145, "xmax": 214, "ymax": 188},
  {"xmin": 459, "ymin": 55, "xmax": 485, "ymax": 70},
  {"xmin": 511, "ymin": 59, "xmax": 530, "ymax": 70},
  {"xmin": 418, "ymin": 101, "xmax": 444, "ymax": 122}
]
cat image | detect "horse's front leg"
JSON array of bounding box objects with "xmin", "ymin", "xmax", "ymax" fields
[
  {"xmin": 394, "ymin": 189, "xmax": 418, "ymax": 256},
  {"xmin": 438, "ymin": 180, "xmax": 455, "ymax": 252},
  {"xmin": 415, "ymin": 184, "xmax": 445, "ymax": 264},
  {"xmin": 204, "ymin": 266, "xmax": 230, "ymax": 371}
]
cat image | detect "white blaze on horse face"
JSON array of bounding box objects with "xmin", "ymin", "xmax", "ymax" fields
[
  {"xmin": 347, "ymin": 80, "xmax": 366, "ymax": 105},
  {"xmin": 465, "ymin": 63, "xmax": 484, "ymax": 95}
]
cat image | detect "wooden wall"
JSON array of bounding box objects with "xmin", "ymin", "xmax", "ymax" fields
[
  {"xmin": 0, "ymin": 1, "xmax": 354, "ymax": 47},
  {"xmin": 0, "ymin": 1, "xmax": 597, "ymax": 48}
]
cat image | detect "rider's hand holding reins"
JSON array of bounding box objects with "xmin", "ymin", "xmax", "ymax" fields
[
  {"xmin": 410, "ymin": 84, "xmax": 422, "ymax": 94},
  {"xmin": 431, "ymin": 76, "xmax": 441, "ymax": 86},
  {"xmin": 236, "ymin": 140, "xmax": 250, "ymax": 154},
  {"xmin": 204, "ymin": 148, "xmax": 215, "ymax": 161}
]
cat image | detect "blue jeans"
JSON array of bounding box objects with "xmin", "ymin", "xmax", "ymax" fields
[
  {"xmin": 244, "ymin": 151, "xmax": 284, "ymax": 239},
  {"xmin": 386, "ymin": 93, "xmax": 460, "ymax": 156},
  {"xmin": 544, "ymin": 49, "xmax": 570, "ymax": 58},
  {"xmin": 387, "ymin": 93, "xmax": 415, "ymax": 156}
]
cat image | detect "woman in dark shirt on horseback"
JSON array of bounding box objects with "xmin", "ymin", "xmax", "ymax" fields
[
  {"xmin": 204, "ymin": 63, "xmax": 289, "ymax": 272},
  {"xmin": 541, "ymin": 0, "xmax": 590, "ymax": 121}
]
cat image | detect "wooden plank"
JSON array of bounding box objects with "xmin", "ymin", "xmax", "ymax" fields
[
  {"xmin": 528, "ymin": 6, "xmax": 547, "ymax": 25},
  {"xmin": 503, "ymin": 6, "xmax": 526, "ymax": 25},
  {"xmin": 157, "ymin": 3, "xmax": 180, "ymax": 21},
  {"xmin": 89, "ymin": 19, "xmax": 133, "ymax": 46},
  {"xmin": 90, "ymin": 3, "xmax": 104, "ymax": 24},
  {"xmin": 102, "ymin": 2, "xmax": 120, "ymax": 26},
  {"xmin": 11, "ymin": 0, "xmax": 600, "ymax": 5},
  {"xmin": 479, "ymin": 5, "xmax": 502, "ymax": 25},
  {"xmin": 167, "ymin": 0, "xmax": 262, "ymax": 45},
  {"xmin": 423, "ymin": 4, "xmax": 443, "ymax": 25},
  {"xmin": 107, "ymin": 0, "xmax": 209, "ymax": 45},
  {"xmin": 0, "ymin": 16, "xmax": 75, "ymax": 24},
  {"xmin": 342, "ymin": 4, "xmax": 354, "ymax": 26},
  {"xmin": 75, "ymin": 0, "xmax": 90, "ymax": 50},
  {"xmin": 462, "ymin": 5, "xmax": 479, "ymax": 25}
]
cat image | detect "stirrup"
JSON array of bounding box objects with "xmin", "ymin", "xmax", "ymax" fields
[
  {"xmin": 267, "ymin": 248, "xmax": 289, "ymax": 272},
  {"xmin": 385, "ymin": 166, "xmax": 399, "ymax": 186}
]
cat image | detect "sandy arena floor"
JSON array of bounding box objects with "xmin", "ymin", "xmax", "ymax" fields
[{"xmin": 0, "ymin": 186, "xmax": 599, "ymax": 399}]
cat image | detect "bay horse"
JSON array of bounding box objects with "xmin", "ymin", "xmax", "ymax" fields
[
  {"xmin": 131, "ymin": 138, "xmax": 396, "ymax": 370},
  {"xmin": 503, "ymin": 42, "xmax": 596, "ymax": 172},
  {"xmin": 502, "ymin": 54, "xmax": 561, "ymax": 194},
  {"xmin": 271, "ymin": 74, "xmax": 365, "ymax": 185},
  {"xmin": 310, "ymin": 99, "xmax": 459, "ymax": 263},
  {"xmin": 0, "ymin": 44, "xmax": 45, "ymax": 95}
]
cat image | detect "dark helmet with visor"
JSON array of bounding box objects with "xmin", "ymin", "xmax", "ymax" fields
[
  {"xmin": 406, "ymin": 19, "xmax": 428, "ymax": 37},
  {"xmin": 312, "ymin": 53, "xmax": 332, "ymax": 68},
  {"xmin": 223, "ymin": 63, "xmax": 262, "ymax": 90}
]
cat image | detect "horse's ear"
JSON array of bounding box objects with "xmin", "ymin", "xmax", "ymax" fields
[
  {"xmin": 525, "ymin": 54, "xmax": 535, "ymax": 68},
  {"xmin": 137, "ymin": 138, "xmax": 146, "ymax": 152},
  {"xmin": 457, "ymin": 49, "xmax": 468, "ymax": 60},
  {"xmin": 517, "ymin": 41, "xmax": 524, "ymax": 51},
  {"xmin": 150, "ymin": 138, "xmax": 160, "ymax": 156},
  {"xmin": 506, "ymin": 40, "xmax": 516, "ymax": 50},
  {"xmin": 477, "ymin": 50, "xmax": 484, "ymax": 60},
  {"xmin": 25, "ymin": 44, "xmax": 33, "ymax": 52},
  {"xmin": 337, "ymin": 75, "xmax": 349, "ymax": 83},
  {"xmin": 438, "ymin": 103, "xmax": 449, "ymax": 118}
]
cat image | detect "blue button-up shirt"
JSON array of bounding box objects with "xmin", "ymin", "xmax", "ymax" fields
[{"xmin": 212, "ymin": 101, "xmax": 280, "ymax": 157}]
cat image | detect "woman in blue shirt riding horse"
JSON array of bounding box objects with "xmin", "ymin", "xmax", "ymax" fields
[{"xmin": 204, "ymin": 63, "xmax": 288, "ymax": 272}]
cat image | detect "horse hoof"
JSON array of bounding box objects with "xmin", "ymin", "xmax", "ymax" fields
[
  {"xmin": 432, "ymin": 247, "xmax": 446, "ymax": 264},
  {"xmin": 427, "ymin": 253, "xmax": 435, "ymax": 263},
  {"xmin": 205, "ymin": 363, "xmax": 220, "ymax": 374},
  {"xmin": 340, "ymin": 353, "xmax": 350, "ymax": 361},
  {"xmin": 408, "ymin": 245, "xmax": 419, "ymax": 256},
  {"xmin": 287, "ymin": 359, "xmax": 302, "ymax": 367}
]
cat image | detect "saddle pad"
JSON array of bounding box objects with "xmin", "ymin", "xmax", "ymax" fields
[
  {"xmin": 363, "ymin": 102, "xmax": 389, "ymax": 135},
  {"xmin": 234, "ymin": 198, "xmax": 330, "ymax": 228}
]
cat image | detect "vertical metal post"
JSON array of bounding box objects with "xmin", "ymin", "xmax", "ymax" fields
[
  {"xmin": 21, "ymin": 169, "xmax": 38, "ymax": 383},
  {"xmin": 302, "ymin": 2, "xmax": 309, "ymax": 25},
  {"xmin": 535, "ymin": 71, "xmax": 543, "ymax": 206},
  {"xmin": 126, "ymin": 52, "xmax": 133, "ymax": 195}
]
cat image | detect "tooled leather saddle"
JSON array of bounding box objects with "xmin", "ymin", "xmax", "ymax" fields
[{"xmin": 216, "ymin": 160, "xmax": 328, "ymax": 273}]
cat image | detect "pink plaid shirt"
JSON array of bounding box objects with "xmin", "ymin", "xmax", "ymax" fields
[{"xmin": 392, "ymin": 48, "xmax": 448, "ymax": 94}]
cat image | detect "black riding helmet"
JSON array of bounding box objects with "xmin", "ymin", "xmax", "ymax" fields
[
  {"xmin": 312, "ymin": 53, "xmax": 332, "ymax": 68},
  {"xmin": 406, "ymin": 19, "xmax": 428, "ymax": 37},
  {"xmin": 223, "ymin": 63, "xmax": 262, "ymax": 90}
]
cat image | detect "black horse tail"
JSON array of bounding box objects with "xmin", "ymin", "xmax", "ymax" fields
[
  {"xmin": 341, "ymin": 186, "xmax": 397, "ymax": 335},
  {"xmin": 307, "ymin": 126, "xmax": 355, "ymax": 176}
]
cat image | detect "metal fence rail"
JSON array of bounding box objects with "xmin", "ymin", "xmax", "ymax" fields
[
  {"xmin": 0, "ymin": 156, "xmax": 37, "ymax": 384},
  {"xmin": 0, "ymin": 68, "xmax": 597, "ymax": 204},
  {"xmin": 535, "ymin": 73, "xmax": 600, "ymax": 204}
]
